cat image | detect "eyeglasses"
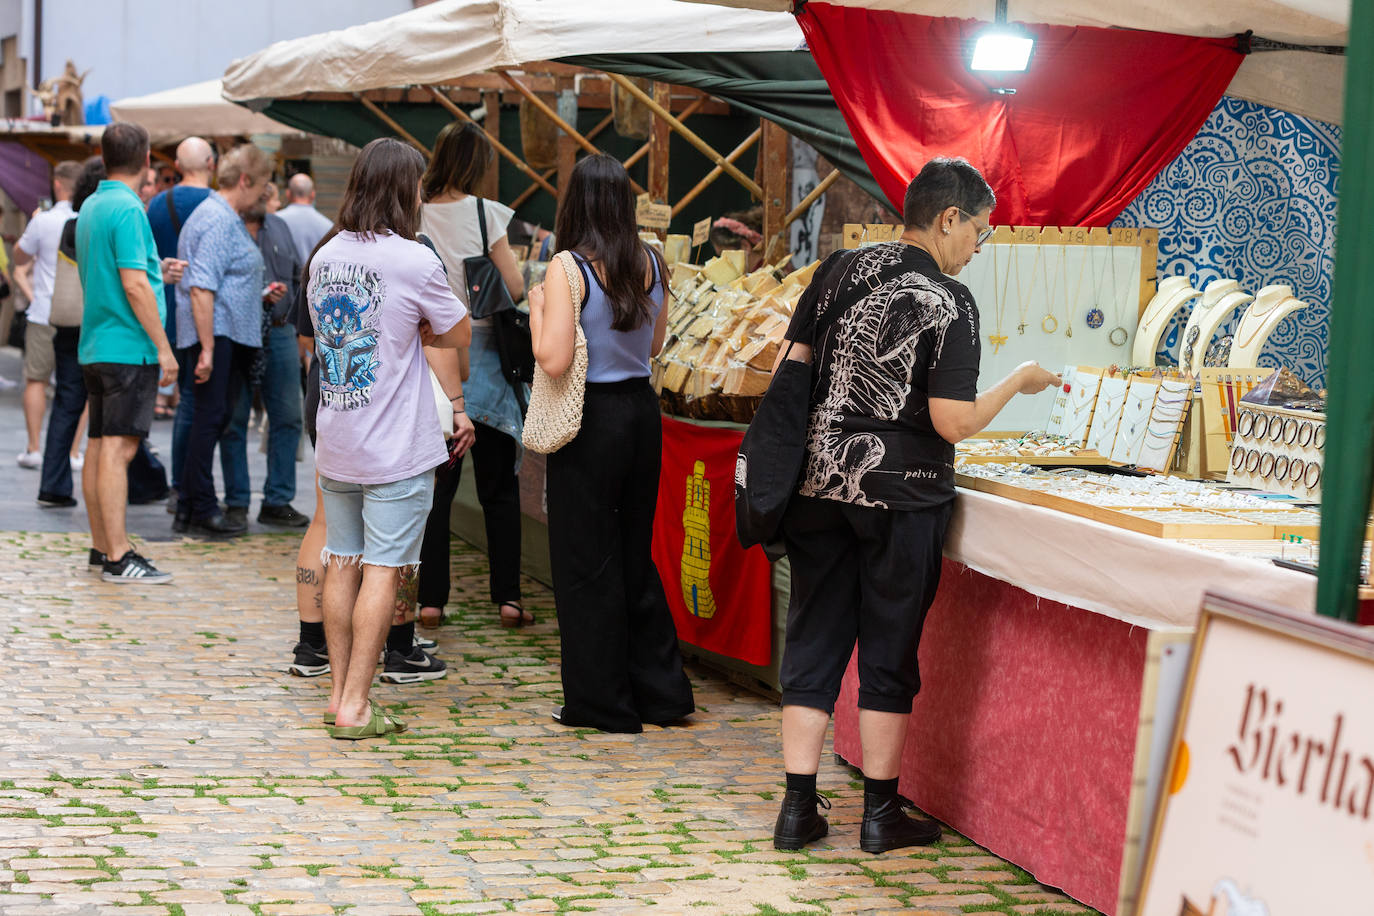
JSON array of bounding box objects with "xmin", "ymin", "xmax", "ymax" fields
[{"xmin": 958, "ymin": 208, "xmax": 994, "ymax": 247}]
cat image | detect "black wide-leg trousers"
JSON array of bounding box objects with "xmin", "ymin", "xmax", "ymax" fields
[{"xmin": 546, "ymin": 378, "xmax": 695, "ymax": 733}]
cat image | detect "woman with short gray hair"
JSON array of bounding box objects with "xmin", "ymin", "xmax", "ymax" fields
[{"xmin": 770, "ymin": 158, "xmax": 1061, "ymax": 853}]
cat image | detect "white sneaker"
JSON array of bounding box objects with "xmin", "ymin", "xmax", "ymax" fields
[
  {"xmin": 17, "ymin": 451, "xmax": 41, "ymax": 469},
  {"xmin": 70, "ymin": 452, "xmax": 84, "ymax": 471}
]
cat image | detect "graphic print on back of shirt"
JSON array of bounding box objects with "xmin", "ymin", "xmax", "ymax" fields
[
  {"xmin": 802, "ymin": 245, "xmax": 960, "ymax": 507},
  {"xmin": 311, "ymin": 262, "xmax": 386, "ymax": 410}
]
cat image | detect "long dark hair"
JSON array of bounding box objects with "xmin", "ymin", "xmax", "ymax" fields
[
  {"xmin": 554, "ymin": 154, "xmax": 665, "ymax": 332},
  {"xmin": 421, "ymin": 122, "xmax": 494, "ymax": 202},
  {"xmin": 336, "ymin": 137, "xmax": 426, "ymax": 241}
]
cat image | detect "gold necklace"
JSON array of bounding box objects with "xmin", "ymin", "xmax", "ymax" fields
[
  {"xmin": 1235, "ymin": 296, "xmax": 1294, "ymax": 349},
  {"xmin": 1013, "ymin": 243, "xmax": 1041, "ymax": 335},
  {"xmin": 1040, "ymin": 244, "xmax": 1062, "ymax": 334},
  {"xmin": 989, "ymin": 244, "xmax": 1009, "ymax": 354}
]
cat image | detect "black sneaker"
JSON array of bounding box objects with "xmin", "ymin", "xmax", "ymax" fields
[
  {"xmin": 413, "ymin": 631, "xmax": 438, "ymax": 651},
  {"xmin": 224, "ymin": 506, "xmax": 249, "ymax": 529},
  {"xmin": 288, "ymin": 641, "xmax": 330, "ymax": 677},
  {"xmin": 190, "ymin": 511, "xmax": 246, "ymax": 537},
  {"xmin": 37, "ymin": 492, "xmax": 77, "ymax": 508},
  {"xmin": 101, "ymin": 550, "xmax": 173, "ymax": 584},
  {"xmin": 88, "ymin": 548, "xmax": 106, "ymax": 568},
  {"xmin": 258, "ymin": 503, "xmax": 309, "ymax": 527},
  {"xmin": 379, "ymin": 646, "xmax": 447, "ymax": 684}
]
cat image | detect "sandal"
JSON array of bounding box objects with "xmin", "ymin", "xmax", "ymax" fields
[
  {"xmin": 153, "ymin": 405, "xmax": 175, "ymax": 420},
  {"xmin": 498, "ymin": 601, "xmax": 536, "ymax": 628},
  {"xmin": 418, "ymin": 606, "xmax": 446, "ymax": 629},
  {"xmin": 326, "ymin": 702, "xmax": 406, "ymax": 740}
]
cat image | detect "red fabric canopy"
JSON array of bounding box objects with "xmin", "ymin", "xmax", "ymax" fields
[{"xmin": 796, "ymin": 4, "xmax": 1243, "ymax": 226}]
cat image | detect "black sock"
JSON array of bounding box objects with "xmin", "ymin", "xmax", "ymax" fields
[
  {"xmin": 300, "ymin": 620, "xmax": 325, "ymax": 647},
  {"xmin": 387, "ymin": 621, "xmax": 415, "ymax": 654},
  {"xmin": 864, "ymin": 776, "xmax": 899, "ymax": 797},
  {"xmin": 785, "ymin": 772, "xmax": 818, "ymax": 796}
]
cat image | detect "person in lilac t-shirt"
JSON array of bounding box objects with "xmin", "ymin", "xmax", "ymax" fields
[{"xmin": 306, "ymin": 139, "xmax": 471, "ymax": 740}]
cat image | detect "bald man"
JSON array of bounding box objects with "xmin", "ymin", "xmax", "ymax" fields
[
  {"xmin": 275, "ymin": 173, "xmax": 334, "ymax": 264},
  {"xmin": 146, "ymin": 137, "xmax": 216, "ymax": 511}
]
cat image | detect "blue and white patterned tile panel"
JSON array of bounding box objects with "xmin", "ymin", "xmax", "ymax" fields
[{"xmin": 1113, "ymin": 96, "xmax": 1340, "ymax": 389}]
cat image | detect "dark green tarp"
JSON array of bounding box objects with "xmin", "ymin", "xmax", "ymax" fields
[
  {"xmin": 560, "ymin": 50, "xmax": 883, "ymax": 205},
  {"xmin": 1316, "ymin": 0, "xmax": 1374, "ymax": 622}
]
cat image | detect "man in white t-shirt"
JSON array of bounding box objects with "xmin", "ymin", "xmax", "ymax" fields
[
  {"xmin": 13, "ymin": 160, "xmax": 82, "ymax": 469},
  {"xmin": 276, "ymin": 173, "xmax": 334, "ymax": 265}
]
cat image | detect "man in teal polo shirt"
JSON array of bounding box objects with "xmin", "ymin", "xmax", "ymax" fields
[{"xmin": 76, "ymin": 122, "xmax": 183, "ymax": 584}]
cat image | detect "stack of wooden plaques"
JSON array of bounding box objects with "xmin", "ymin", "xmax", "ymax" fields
[{"xmin": 651, "ymin": 253, "xmax": 818, "ymax": 422}]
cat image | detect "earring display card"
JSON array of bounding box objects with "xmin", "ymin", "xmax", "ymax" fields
[
  {"xmin": 1044, "ymin": 365, "xmax": 1077, "ymax": 436},
  {"xmin": 1087, "ymin": 375, "xmax": 1130, "ymax": 456},
  {"xmin": 1136, "ymin": 379, "xmax": 1193, "ymax": 473},
  {"xmin": 1061, "ymin": 369, "xmax": 1102, "ymax": 448},
  {"xmin": 1110, "ymin": 379, "xmax": 1161, "ymax": 466}
]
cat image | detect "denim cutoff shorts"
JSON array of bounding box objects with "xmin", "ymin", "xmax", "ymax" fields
[{"xmin": 318, "ymin": 470, "xmax": 436, "ymax": 569}]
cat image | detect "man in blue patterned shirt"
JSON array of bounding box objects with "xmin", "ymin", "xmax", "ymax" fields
[{"xmin": 173, "ymin": 144, "xmax": 272, "ymax": 536}]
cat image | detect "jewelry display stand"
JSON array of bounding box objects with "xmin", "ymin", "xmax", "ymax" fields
[
  {"xmin": 1131, "ymin": 278, "xmax": 1201, "ymax": 368},
  {"xmin": 1179, "ymin": 279, "xmax": 1252, "ymax": 374},
  {"xmin": 1061, "ymin": 369, "xmax": 1102, "ymax": 448},
  {"xmin": 1087, "ymin": 375, "xmax": 1129, "ymax": 456},
  {"xmin": 1109, "ymin": 378, "xmax": 1161, "ymax": 466},
  {"xmin": 1044, "ymin": 366, "xmax": 1075, "ymax": 436},
  {"xmin": 1197, "ymin": 368, "xmax": 1266, "ymax": 477},
  {"xmin": 1227, "ymin": 285, "xmax": 1308, "ymax": 368},
  {"xmin": 1227, "ymin": 403, "xmax": 1325, "ymax": 500},
  {"xmin": 1135, "ymin": 379, "xmax": 1192, "ymax": 473}
]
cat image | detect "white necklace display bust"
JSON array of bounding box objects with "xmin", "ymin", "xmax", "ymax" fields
[
  {"xmin": 1133, "ymin": 277, "xmax": 1201, "ymax": 367},
  {"xmin": 1228, "ymin": 284, "xmax": 1307, "ymax": 369},
  {"xmin": 1180, "ymin": 278, "xmax": 1253, "ymax": 373}
]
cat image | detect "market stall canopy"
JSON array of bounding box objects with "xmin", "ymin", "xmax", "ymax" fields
[
  {"xmin": 110, "ymin": 80, "xmax": 298, "ymax": 144},
  {"xmin": 221, "ymin": 0, "xmax": 805, "ymax": 105},
  {"xmin": 680, "ymin": 0, "xmax": 1348, "ymax": 124}
]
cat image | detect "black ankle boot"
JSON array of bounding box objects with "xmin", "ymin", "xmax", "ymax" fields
[
  {"xmin": 859, "ymin": 792, "xmax": 942, "ymax": 853},
  {"xmin": 772, "ymin": 788, "xmax": 831, "ymax": 850}
]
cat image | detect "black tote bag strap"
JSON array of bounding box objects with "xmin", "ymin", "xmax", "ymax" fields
[
  {"xmin": 165, "ymin": 190, "xmax": 181, "ymax": 234},
  {"xmin": 476, "ymin": 198, "xmax": 490, "ymax": 254}
]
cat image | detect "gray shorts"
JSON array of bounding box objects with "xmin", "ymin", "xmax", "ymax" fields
[
  {"xmin": 23, "ymin": 321, "xmax": 56, "ymax": 381},
  {"xmin": 318, "ymin": 470, "xmax": 435, "ymax": 569}
]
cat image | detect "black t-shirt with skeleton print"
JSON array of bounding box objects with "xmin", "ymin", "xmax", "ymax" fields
[{"xmin": 784, "ymin": 242, "xmax": 980, "ymax": 510}]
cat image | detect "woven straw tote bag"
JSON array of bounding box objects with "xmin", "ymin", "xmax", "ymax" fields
[{"xmin": 522, "ymin": 250, "xmax": 588, "ymax": 453}]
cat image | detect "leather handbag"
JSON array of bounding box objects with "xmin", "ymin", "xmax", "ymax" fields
[
  {"xmin": 463, "ymin": 199, "xmax": 516, "ymax": 320},
  {"xmin": 521, "ymin": 250, "xmax": 587, "ymax": 454}
]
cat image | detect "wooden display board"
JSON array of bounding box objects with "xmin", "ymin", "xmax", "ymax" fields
[
  {"xmin": 1133, "ymin": 594, "xmax": 1374, "ymax": 916},
  {"xmin": 844, "ymin": 225, "xmax": 1160, "ymax": 431}
]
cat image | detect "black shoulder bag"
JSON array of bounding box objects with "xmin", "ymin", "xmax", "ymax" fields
[
  {"xmin": 464, "ymin": 199, "xmax": 535, "ymax": 414},
  {"xmin": 734, "ymin": 254, "xmax": 859, "ymax": 561}
]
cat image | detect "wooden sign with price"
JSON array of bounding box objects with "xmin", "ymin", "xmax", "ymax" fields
[
  {"xmin": 692, "ymin": 217, "xmax": 712, "ymax": 247},
  {"xmin": 636, "ymin": 196, "xmax": 672, "ymax": 230}
]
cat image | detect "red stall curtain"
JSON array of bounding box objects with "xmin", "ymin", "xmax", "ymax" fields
[
  {"xmin": 796, "ymin": 4, "xmax": 1243, "ymax": 227},
  {"xmin": 652, "ymin": 417, "xmax": 773, "ymax": 667}
]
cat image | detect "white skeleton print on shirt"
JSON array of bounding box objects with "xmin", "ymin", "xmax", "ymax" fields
[{"xmin": 794, "ymin": 243, "xmax": 979, "ymax": 510}]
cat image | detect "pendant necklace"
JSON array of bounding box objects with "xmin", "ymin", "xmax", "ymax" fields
[
  {"xmin": 1105, "ymin": 244, "xmax": 1129, "ymax": 347},
  {"xmin": 1235, "ymin": 296, "xmax": 1292, "ymax": 349},
  {"xmin": 988, "ymin": 243, "xmax": 1009, "ymax": 354},
  {"xmin": 1040, "ymin": 243, "xmax": 1062, "ymax": 334},
  {"xmin": 1086, "ymin": 242, "xmax": 1110, "ymax": 331},
  {"xmin": 1012, "ymin": 241, "xmax": 1040, "ymax": 335},
  {"xmin": 1062, "ymin": 243, "xmax": 1089, "ymax": 339}
]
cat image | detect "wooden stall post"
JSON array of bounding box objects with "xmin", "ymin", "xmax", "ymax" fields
[
  {"xmin": 555, "ymin": 74, "xmax": 577, "ymax": 204},
  {"xmin": 479, "ymin": 89, "xmax": 501, "ymax": 200},
  {"xmin": 649, "ymin": 82, "xmax": 671, "ymax": 207},
  {"xmin": 759, "ymin": 119, "xmax": 790, "ymax": 264}
]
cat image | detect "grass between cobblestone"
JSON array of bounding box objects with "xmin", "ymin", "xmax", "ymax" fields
[{"xmin": 0, "ymin": 530, "xmax": 1101, "ymax": 915}]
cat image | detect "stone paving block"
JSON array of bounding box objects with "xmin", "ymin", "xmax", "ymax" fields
[{"xmin": 0, "ymin": 530, "xmax": 1101, "ymax": 916}]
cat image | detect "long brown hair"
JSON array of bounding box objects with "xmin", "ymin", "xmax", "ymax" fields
[
  {"xmin": 554, "ymin": 154, "xmax": 665, "ymax": 332},
  {"xmin": 421, "ymin": 122, "xmax": 494, "ymax": 202},
  {"xmin": 336, "ymin": 137, "xmax": 426, "ymax": 241}
]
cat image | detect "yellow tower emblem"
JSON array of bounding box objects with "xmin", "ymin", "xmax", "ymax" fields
[{"xmin": 681, "ymin": 460, "xmax": 717, "ymax": 619}]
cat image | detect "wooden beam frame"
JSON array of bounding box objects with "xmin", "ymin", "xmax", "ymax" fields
[
  {"xmin": 671, "ymin": 128, "xmax": 760, "ymax": 217},
  {"xmin": 509, "ymin": 111, "xmax": 615, "ymax": 210},
  {"xmin": 759, "ymin": 119, "xmax": 790, "ymax": 263},
  {"xmin": 500, "ymin": 69, "xmax": 644, "ymax": 195},
  {"xmin": 604, "ymin": 71, "xmax": 762, "ymax": 199},
  {"xmin": 763, "ymin": 168, "xmax": 842, "ymax": 255},
  {"xmin": 355, "ymin": 94, "xmax": 431, "ymax": 157},
  {"xmin": 424, "ymin": 85, "xmax": 557, "ymax": 199}
]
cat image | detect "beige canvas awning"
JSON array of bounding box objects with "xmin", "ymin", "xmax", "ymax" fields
[
  {"xmin": 111, "ymin": 80, "xmax": 300, "ymax": 144},
  {"xmin": 222, "ymin": 0, "xmax": 805, "ymax": 105},
  {"xmin": 680, "ymin": 0, "xmax": 1349, "ymax": 123}
]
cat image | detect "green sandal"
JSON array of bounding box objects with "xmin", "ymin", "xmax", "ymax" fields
[{"xmin": 327, "ymin": 703, "xmax": 406, "ymax": 740}]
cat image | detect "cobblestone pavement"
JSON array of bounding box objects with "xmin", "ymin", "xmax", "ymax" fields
[{"xmin": 0, "ymin": 530, "xmax": 1098, "ymax": 915}]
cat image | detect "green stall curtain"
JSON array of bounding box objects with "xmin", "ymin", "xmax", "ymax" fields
[
  {"xmin": 560, "ymin": 50, "xmax": 885, "ymax": 206},
  {"xmin": 1316, "ymin": 0, "xmax": 1374, "ymax": 622}
]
